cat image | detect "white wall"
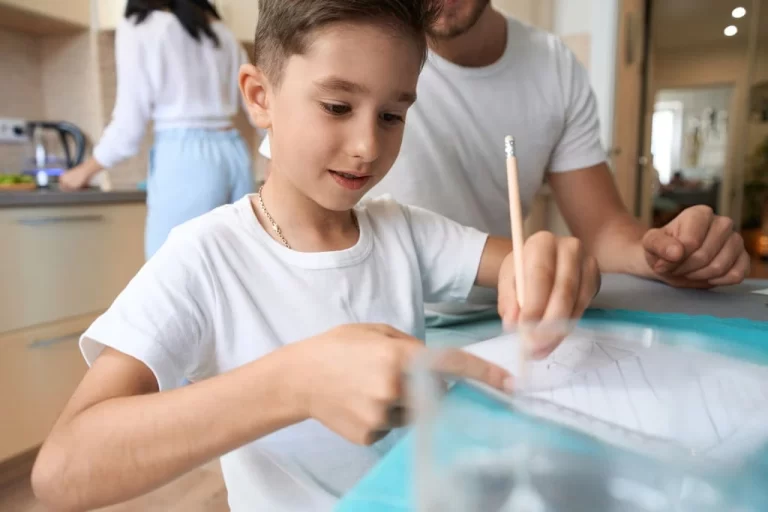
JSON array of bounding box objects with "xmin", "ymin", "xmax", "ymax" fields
[
  {"xmin": 589, "ymin": 1, "xmax": 619, "ymax": 153},
  {"xmin": 492, "ymin": 0, "xmax": 553, "ymax": 30},
  {"xmin": 552, "ymin": 0, "xmax": 619, "ymax": 154},
  {"xmin": 553, "ymin": 0, "xmax": 591, "ymax": 35}
]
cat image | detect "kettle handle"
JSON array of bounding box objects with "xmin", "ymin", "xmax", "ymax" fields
[
  {"xmin": 27, "ymin": 121, "xmax": 86, "ymax": 168},
  {"xmin": 56, "ymin": 121, "xmax": 86, "ymax": 168}
]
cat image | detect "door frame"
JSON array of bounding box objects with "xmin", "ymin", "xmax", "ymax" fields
[{"xmin": 610, "ymin": 0, "xmax": 652, "ymax": 221}]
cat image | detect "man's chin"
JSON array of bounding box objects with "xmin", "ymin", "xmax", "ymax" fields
[{"xmin": 428, "ymin": 0, "xmax": 490, "ymax": 39}]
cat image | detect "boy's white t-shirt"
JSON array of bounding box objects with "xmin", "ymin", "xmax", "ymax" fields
[{"xmin": 80, "ymin": 195, "xmax": 488, "ymax": 511}]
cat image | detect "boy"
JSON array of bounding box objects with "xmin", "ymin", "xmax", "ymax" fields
[{"xmin": 32, "ymin": 1, "xmax": 599, "ymax": 510}]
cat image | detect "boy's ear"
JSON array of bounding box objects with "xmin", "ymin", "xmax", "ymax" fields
[{"xmin": 239, "ymin": 64, "xmax": 272, "ymax": 129}]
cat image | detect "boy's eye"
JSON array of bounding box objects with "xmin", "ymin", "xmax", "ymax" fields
[
  {"xmin": 380, "ymin": 113, "xmax": 405, "ymax": 125},
  {"xmin": 321, "ymin": 103, "xmax": 351, "ymax": 116}
]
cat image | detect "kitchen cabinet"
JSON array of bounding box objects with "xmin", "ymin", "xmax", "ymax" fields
[
  {"xmin": 0, "ymin": 203, "xmax": 146, "ymax": 335},
  {"xmin": 215, "ymin": 0, "xmax": 259, "ymax": 43},
  {"xmin": 0, "ymin": 0, "xmax": 90, "ymax": 34},
  {"xmin": 0, "ymin": 314, "xmax": 94, "ymax": 463}
]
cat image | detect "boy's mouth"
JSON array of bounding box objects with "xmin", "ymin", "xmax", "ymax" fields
[{"xmin": 328, "ymin": 170, "xmax": 372, "ymax": 191}]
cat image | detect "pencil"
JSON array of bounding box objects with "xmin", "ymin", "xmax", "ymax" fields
[{"xmin": 505, "ymin": 135, "xmax": 527, "ymax": 388}]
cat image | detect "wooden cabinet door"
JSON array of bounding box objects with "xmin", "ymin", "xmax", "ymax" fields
[
  {"xmin": 0, "ymin": 203, "xmax": 146, "ymax": 335},
  {"xmin": 0, "ymin": 316, "xmax": 94, "ymax": 463}
]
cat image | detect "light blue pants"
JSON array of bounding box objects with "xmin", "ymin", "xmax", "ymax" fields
[{"xmin": 145, "ymin": 128, "xmax": 254, "ymax": 259}]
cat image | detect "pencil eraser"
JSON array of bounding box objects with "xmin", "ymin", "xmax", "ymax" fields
[{"xmin": 505, "ymin": 136, "xmax": 515, "ymax": 157}]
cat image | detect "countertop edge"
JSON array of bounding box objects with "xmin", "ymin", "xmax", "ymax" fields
[{"xmin": 0, "ymin": 190, "xmax": 146, "ymax": 208}]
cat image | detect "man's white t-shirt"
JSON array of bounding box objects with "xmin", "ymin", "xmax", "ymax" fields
[
  {"xmin": 80, "ymin": 195, "xmax": 488, "ymax": 511},
  {"xmin": 259, "ymin": 17, "xmax": 605, "ymax": 313}
]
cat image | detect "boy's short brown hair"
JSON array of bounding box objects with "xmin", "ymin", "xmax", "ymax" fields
[{"xmin": 253, "ymin": 0, "xmax": 440, "ymax": 85}]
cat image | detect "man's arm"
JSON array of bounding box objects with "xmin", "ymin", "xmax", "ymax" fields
[
  {"xmin": 547, "ymin": 162, "xmax": 651, "ymax": 277},
  {"xmin": 32, "ymin": 347, "xmax": 304, "ymax": 512},
  {"xmin": 548, "ymin": 164, "xmax": 750, "ymax": 287}
]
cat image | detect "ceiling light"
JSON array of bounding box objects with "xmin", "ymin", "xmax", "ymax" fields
[
  {"xmin": 724, "ymin": 25, "xmax": 738, "ymax": 36},
  {"xmin": 732, "ymin": 7, "xmax": 747, "ymax": 18}
]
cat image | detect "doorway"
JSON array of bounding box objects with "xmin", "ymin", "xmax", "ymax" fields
[
  {"xmin": 649, "ymin": 85, "xmax": 735, "ymax": 227},
  {"xmin": 613, "ymin": 0, "xmax": 768, "ymax": 271},
  {"xmin": 632, "ymin": 0, "xmax": 766, "ymax": 233}
]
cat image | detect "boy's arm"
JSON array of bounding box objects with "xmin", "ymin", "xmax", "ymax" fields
[
  {"xmin": 474, "ymin": 236, "xmax": 513, "ymax": 289},
  {"xmin": 32, "ymin": 325, "xmax": 513, "ymax": 512},
  {"xmin": 32, "ymin": 346, "xmax": 304, "ymax": 512}
]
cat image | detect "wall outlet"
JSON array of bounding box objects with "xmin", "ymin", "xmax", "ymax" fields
[{"xmin": 0, "ymin": 119, "xmax": 28, "ymax": 143}]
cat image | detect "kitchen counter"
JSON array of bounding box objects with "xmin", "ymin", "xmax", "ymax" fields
[{"xmin": 0, "ymin": 187, "xmax": 146, "ymax": 208}]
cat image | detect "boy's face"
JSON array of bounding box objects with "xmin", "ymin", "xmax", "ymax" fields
[{"xmin": 256, "ymin": 24, "xmax": 422, "ymax": 211}]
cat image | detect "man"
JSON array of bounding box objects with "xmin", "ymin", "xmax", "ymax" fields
[{"xmin": 259, "ymin": 0, "xmax": 750, "ymax": 314}]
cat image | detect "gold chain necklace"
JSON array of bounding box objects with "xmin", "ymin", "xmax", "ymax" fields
[{"xmin": 256, "ymin": 185, "xmax": 358, "ymax": 250}]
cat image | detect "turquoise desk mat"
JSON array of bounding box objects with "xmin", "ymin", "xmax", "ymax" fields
[{"xmin": 336, "ymin": 308, "xmax": 768, "ymax": 512}]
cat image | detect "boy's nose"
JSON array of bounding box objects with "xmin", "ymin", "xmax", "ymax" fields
[{"xmin": 349, "ymin": 122, "xmax": 380, "ymax": 163}]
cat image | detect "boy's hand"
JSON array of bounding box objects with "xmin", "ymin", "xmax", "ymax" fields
[
  {"xmin": 497, "ymin": 232, "xmax": 600, "ymax": 358},
  {"xmin": 642, "ymin": 205, "xmax": 749, "ymax": 288},
  {"xmin": 287, "ymin": 324, "xmax": 511, "ymax": 445}
]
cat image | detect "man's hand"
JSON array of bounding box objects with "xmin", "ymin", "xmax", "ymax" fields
[
  {"xmin": 497, "ymin": 232, "xmax": 601, "ymax": 359},
  {"xmin": 642, "ymin": 205, "xmax": 750, "ymax": 288}
]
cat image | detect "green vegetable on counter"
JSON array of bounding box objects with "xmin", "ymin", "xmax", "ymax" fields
[{"xmin": 0, "ymin": 174, "xmax": 35, "ymax": 184}]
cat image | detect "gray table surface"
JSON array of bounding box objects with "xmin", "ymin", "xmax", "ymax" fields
[{"xmin": 593, "ymin": 274, "xmax": 768, "ymax": 322}]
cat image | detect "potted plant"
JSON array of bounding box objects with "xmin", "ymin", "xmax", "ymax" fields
[{"xmin": 741, "ymin": 134, "xmax": 768, "ymax": 259}]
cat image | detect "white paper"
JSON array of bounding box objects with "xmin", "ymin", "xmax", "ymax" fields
[
  {"xmin": 463, "ymin": 331, "xmax": 768, "ymax": 462},
  {"xmin": 752, "ymin": 288, "xmax": 768, "ymax": 296}
]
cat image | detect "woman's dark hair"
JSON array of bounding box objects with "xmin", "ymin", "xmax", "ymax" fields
[{"xmin": 125, "ymin": 0, "xmax": 222, "ymax": 47}]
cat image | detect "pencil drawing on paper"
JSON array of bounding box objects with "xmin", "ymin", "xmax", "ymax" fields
[{"xmin": 464, "ymin": 332, "xmax": 768, "ymax": 460}]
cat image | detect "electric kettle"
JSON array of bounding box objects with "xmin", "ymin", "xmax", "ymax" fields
[{"xmin": 22, "ymin": 121, "xmax": 86, "ymax": 186}]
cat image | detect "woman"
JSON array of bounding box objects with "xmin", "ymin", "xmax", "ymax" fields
[{"xmin": 61, "ymin": 0, "xmax": 255, "ymax": 259}]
